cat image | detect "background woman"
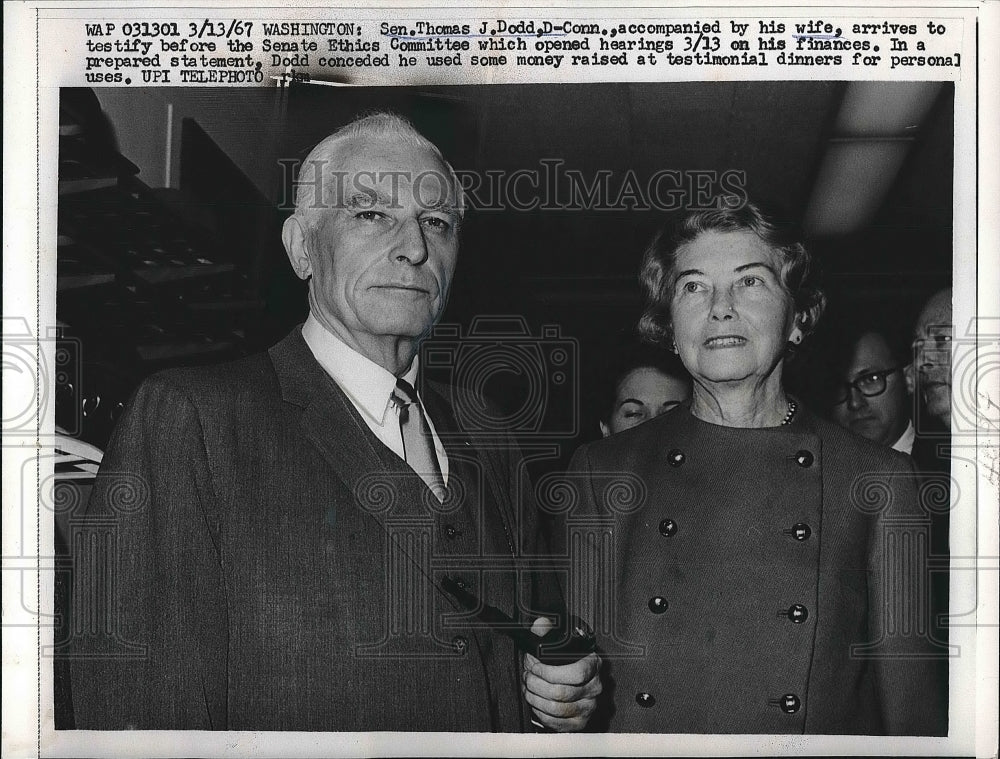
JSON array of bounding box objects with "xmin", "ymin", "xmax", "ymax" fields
[
  {"xmin": 598, "ymin": 341, "xmax": 691, "ymax": 438},
  {"xmin": 563, "ymin": 199, "xmax": 946, "ymax": 734}
]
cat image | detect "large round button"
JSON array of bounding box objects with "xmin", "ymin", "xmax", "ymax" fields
[
  {"xmin": 636, "ymin": 692, "xmax": 656, "ymax": 708},
  {"xmin": 794, "ymin": 450, "xmax": 814, "ymax": 468},
  {"xmin": 444, "ymin": 524, "xmax": 460, "ymax": 539},
  {"xmin": 786, "ymin": 604, "xmax": 808, "ymax": 623},
  {"xmin": 779, "ymin": 693, "xmax": 800, "ymax": 713},
  {"xmin": 658, "ymin": 519, "xmax": 678, "ymax": 537},
  {"xmin": 667, "ymin": 449, "xmax": 685, "ymax": 467},
  {"xmin": 791, "ymin": 522, "xmax": 811, "ymax": 541},
  {"xmin": 451, "ymin": 635, "xmax": 469, "ymax": 654},
  {"xmin": 648, "ymin": 596, "xmax": 669, "ymax": 614}
]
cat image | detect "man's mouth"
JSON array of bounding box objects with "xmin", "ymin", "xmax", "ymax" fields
[
  {"xmin": 373, "ymin": 284, "xmax": 431, "ymax": 294},
  {"xmin": 704, "ymin": 335, "xmax": 746, "ymax": 348}
]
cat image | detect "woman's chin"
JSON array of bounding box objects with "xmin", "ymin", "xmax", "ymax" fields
[{"xmin": 691, "ymin": 362, "xmax": 757, "ymax": 385}]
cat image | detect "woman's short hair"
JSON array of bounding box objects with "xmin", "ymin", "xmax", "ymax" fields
[{"xmin": 638, "ymin": 196, "xmax": 826, "ymax": 346}]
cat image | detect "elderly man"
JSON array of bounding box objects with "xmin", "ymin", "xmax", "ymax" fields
[
  {"xmin": 831, "ymin": 329, "xmax": 914, "ymax": 452},
  {"xmin": 70, "ymin": 113, "xmax": 599, "ymax": 732}
]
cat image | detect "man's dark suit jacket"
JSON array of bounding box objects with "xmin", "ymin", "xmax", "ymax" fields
[{"xmin": 69, "ymin": 327, "xmax": 557, "ymax": 731}]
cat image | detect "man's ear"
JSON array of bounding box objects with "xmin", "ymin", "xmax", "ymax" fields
[
  {"xmin": 282, "ymin": 215, "xmax": 312, "ymax": 280},
  {"xmin": 904, "ymin": 362, "xmax": 916, "ymax": 395}
]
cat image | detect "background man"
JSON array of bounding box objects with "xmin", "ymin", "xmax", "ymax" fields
[
  {"xmin": 906, "ymin": 287, "xmax": 953, "ymax": 643},
  {"xmin": 907, "ymin": 287, "xmax": 953, "ymax": 433},
  {"xmin": 831, "ymin": 329, "xmax": 914, "ymax": 452},
  {"xmin": 70, "ymin": 113, "xmax": 599, "ymax": 732}
]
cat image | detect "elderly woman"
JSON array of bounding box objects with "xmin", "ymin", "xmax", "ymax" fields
[{"xmin": 563, "ymin": 200, "xmax": 946, "ymax": 734}]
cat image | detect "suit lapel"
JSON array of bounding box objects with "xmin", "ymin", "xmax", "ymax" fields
[
  {"xmin": 267, "ymin": 327, "xmax": 469, "ymax": 612},
  {"xmin": 269, "ymin": 327, "xmax": 392, "ymax": 496}
]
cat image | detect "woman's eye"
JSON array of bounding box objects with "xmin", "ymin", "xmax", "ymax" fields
[
  {"xmin": 741, "ymin": 275, "xmax": 762, "ymax": 286},
  {"xmin": 682, "ymin": 281, "xmax": 702, "ymax": 293}
]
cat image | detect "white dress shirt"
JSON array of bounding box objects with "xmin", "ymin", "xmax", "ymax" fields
[
  {"xmin": 301, "ymin": 314, "xmax": 449, "ymax": 484},
  {"xmin": 891, "ymin": 420, "xmax": 916, "ymax": 456}
]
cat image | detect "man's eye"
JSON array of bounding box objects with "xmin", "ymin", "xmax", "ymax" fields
[
  {"xmin": 355, "ymin": 211, "xmax": 384, "ymax": 221},
  {"xmin": 422, "ymin": 216, "xmax": 451, "ymax": 231}
]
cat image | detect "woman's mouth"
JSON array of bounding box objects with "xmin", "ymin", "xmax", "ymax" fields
[{"xmin": 704, "ymin": 335, "xmax": 747, "ymax": 348}]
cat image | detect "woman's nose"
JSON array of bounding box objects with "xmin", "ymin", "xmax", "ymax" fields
[{"xmin": 709, "ymin": 289, "xmax": 735, "ymax": 319}]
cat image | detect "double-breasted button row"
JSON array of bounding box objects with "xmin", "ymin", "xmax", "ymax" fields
[
  {"xmin": 658, "ymin": 517, "xmax": 811, "ymax": 542},
  {"xmin": 658, "ymin": 517, "xmax": 812, "ymax": 543},
  {"xmin": 668, "ymin": 448, "xmax": 813, "ymax": 468},
  {"xmin": 636, "ymin": 691, "xmax": 801, "ymax": 713}
]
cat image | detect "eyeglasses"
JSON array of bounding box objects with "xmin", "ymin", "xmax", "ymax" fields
[{"xmin": 832, "ymin": 366, "xmax": 903, "ymax": 405}]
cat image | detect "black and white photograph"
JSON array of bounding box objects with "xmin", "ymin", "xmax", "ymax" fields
[
  {"xmin": 52, "ymin": 80, "xmax": 954, "ymax": 732},
  {"xmin": 3, "ymin": 2, "xmax": 998, "ymax": 757}
]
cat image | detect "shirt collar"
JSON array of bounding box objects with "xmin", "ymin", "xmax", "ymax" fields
[
  {"xmin": 302, "ymin": 313, "xmax": 419, "ymax": 426},
  {"xmin": 892, "ymin": 419, "xmax": 916, "ymax": 455}
]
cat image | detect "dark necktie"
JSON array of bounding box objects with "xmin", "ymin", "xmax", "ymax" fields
[{"xmin": 391, "ymin": 378, "xmax": 446, "ymax": 501}]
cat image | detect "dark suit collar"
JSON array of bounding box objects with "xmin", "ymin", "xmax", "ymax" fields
[
  {"xmin": 269, "ymin": 326, "xmax": 397, "ymax": 488},
  {"xmin": 268, "ymin": 327, "xmax": 498, "ymax": 506},
  {"xmin": 268, "ymin": 326, "xmax": 327, "ymax": 408},
  {"xmin": 420, "ymin": 381, "xmax": 475, "ymax": 451}
]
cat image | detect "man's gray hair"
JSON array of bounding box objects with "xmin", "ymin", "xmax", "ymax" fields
[{"xmin": 293, "ymin": 111, "xmax": 464, "ymax": 218}]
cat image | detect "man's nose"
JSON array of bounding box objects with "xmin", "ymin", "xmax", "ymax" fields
[
  {"xmin": 709, "ymin": 288, "xmax": 735, "ymax": 320},
  {"xmin": 846, "ymin": 386, "xmax": 867, "ymax": 411},
  {"xmin": 391, "ymin": 218, "xmax": 429, "ymax": 265}
]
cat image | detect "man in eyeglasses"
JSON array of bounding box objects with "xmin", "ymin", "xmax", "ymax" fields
[{"xmin": 831, "ymin": 329, "xmax": 914, "ymax": 452}]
